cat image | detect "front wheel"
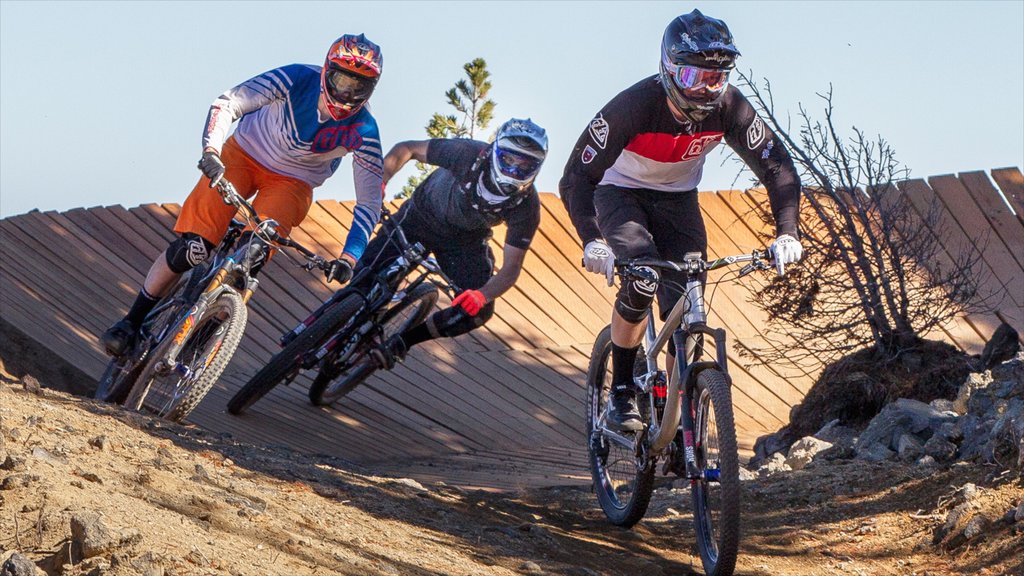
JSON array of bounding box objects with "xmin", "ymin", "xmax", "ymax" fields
[
  {"xmin": 125, "ymin": 291, "xmax": 247, "ymax": 422},
  {"xmin": 691, "ymin": 368, "xmax": 741, "ymax": 576},
  {"xmin": 310, "ymin": 282, "xmax": 437, "ymax": 406},
  {"xmin": 227, "ymin": 292, "xmax": 365, "ymax": 415},
  {"xmin": 586, "ymin": 325, "xmax": 654, "ymax": 528}
]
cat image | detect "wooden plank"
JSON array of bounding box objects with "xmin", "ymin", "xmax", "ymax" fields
[
  {"xmin": 958, "ymin": 171, "xmax": 1024, "ymax": 270},
  {"xmin": 929, "ymin": 174, "xmax": 1024, "ymax": 309},
  {"xmin": 990, "ymin": 167, "xmax": 1024, "ymax": 224}
]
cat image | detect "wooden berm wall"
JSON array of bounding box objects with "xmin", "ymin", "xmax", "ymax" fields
[{"xmin": 1, "ymin": 167, "xmax": 1021, "ymax": 489}]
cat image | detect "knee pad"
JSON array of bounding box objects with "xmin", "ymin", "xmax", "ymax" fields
[
  {"xmin": 425, "ymin": 302, "xmax": 495, "ymax": 339},
  {"xmin": 614, "ymin": 265, "xmax": 659, "ymax": 323},
  {"xmin": 165, "ymin": 233, "xmax": 215, "ymax": 274}
]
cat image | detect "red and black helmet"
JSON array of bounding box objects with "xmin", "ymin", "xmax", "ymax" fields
[
  {"xmin": 659, "ymin": 10, "xmax": 740, "ymax": 124},
  {"xmin": 321, "ymin": 34, "xmax": 383, "ymax": 121}
]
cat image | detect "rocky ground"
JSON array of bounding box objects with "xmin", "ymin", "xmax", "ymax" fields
[{"xmin": 1, "ymin": 328, "xmax": 1023, "ymax": 575}]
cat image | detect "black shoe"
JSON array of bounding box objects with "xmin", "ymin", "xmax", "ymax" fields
[
  {"xmin": 607, "ymin": 385, "xmax": 643, "ymax": 432},
  {"xmin": 99, "ymin": 319, "xmax": 137, "ymax": 357},
  {"xmin": 370, "ymin": 334, "xmax": 407, "ymax": 370}
]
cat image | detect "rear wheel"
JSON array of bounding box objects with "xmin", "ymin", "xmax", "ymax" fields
[
  {"xmin": 586, "ymin": 325, "xmax": 654, "ymax": 527},
  {"xmin": 227, "ymin": 293, "xmax": 365, "ymax": 415},
  {"xmin": 691, "ymin": 368, "xmax": 740, "ymax": 576},
  {"xmin": 125, "ymin": 291, "xmax": 247, "ymax": 422},
  {"xmin": 310, "ymin": 282, "xmax": 437, "ymax": 406}
]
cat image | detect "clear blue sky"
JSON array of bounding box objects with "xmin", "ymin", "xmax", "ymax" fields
[{"xmin": 1, "ymin": 1, "xmax": 1022, "ymax": 217}]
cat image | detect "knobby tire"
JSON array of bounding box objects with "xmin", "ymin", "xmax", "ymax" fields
[
  {"xmin": 124, "ymin": 290, "xmax": 247, "ymax": 422},
  {"xmin": 586, "ymin": 325, "xmax": 655, "ymax": 528},
  {"xmin": 227, "ymin": 293, "xmax": 365, "ymax": 415},
  {"xmin": 691, "ymin": 368, "xmax": 740, "ymax": 576}
]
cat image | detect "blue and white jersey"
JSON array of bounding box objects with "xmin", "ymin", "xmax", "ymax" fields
[{"xmin": 202, "ymin": 63, "xmax": 382, "ymax": 259}]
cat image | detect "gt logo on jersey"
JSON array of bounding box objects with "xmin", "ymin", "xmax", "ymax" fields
[
  {"xmin": 747, "ymin": 117, "xmax": 765, "ymax": 150},
  {"xmin": 681, "ymin": 134, "xmax": 722, "ymax": 161},
  {"xmin": 312, "ymin": 123, "xmax": 365, "ymax": 153},
  {"xmin": 589, "ymin": 114, "xmax": 610, "ymax": 149},
  {"xmin": 581, "ymin": 145, "xmax": 598, "ymax": 164}
]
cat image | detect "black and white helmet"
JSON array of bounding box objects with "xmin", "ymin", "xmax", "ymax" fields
[
  {"xmin": 660, "ymin": 9, "xmax": 740, "ymax": 123},
  {"xmin": 476, "ymin": 118, "xmax": 548, "ymax": 205}
]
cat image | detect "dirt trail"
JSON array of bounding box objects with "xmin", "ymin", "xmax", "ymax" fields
[{"xmin": 1, "ymin": 370, "xmax": 1022, "ymax": 575}]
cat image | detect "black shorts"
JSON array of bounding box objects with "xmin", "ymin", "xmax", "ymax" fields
[
  {"xmin": 594, "ymin": 184, "xmax": 707, "ymax": 319},
  {"xmin": 354, "ymin": 204, "xmax": 494, "ymax": 293}
]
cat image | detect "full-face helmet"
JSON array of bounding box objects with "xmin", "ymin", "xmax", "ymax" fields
[
  {"xmin": 475, "ymin": 118, "xmax": 548, "ymax": 206},
  {"xmin": 321, "ymin": 34, "xmax": 383, "ymax": 121},
  {"xmin": 659, "ymin": 10, "xmax": 740, "ymax": 123}
]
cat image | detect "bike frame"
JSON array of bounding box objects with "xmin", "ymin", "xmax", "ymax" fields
[{"xmin": 600, "ymin": 251, "xmax": 769, "ymax": 475}]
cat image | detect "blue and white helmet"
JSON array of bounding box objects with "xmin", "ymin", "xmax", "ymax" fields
[{"xmin": 476, "ymin": 118, "xmax": 548, "ymax": 205}]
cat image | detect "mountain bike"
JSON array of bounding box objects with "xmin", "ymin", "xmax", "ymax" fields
[
  {"xmin": 587, "ymin": 250, "xmax": 772, "ymax": 576},
  {"xmin": 94, "ymin": 178, "xmax": 331, "ymax": 422},
  {"xmin": 226, "ymin": 207, "xmax": 459, "ymax": 414}
]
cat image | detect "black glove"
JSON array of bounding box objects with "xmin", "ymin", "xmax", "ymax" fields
[
  {"xmin": 325, "ymin": 258, "xmax": 354, "ymax": 284},
  {"xmin": 197, "ymin": 149, "xmax": 226, "ymax": 187}
]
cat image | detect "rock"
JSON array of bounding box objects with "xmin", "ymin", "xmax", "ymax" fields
[
  {"xmin": 916, "ymin": 455, "xmax": 937, "ymax": 467},
  {"xmin": 30, "ymin": 447, "xmax": 65, "ymax": 465},
  {"xmin": 923, "ymin": 436, "xmax": 958, "ymax": 462},
  {"xmin": 756, "ymin": 452, "xmax": 791, "ymax": 476},
  {"xmin": 750, "ymin": 431, "xmax": 790, "ymax": 468},
  {"xmin": 738, "ymin": 467, "xmax": 757, "ymax": 481},
  {"xmin": 21, "ymin": 376, "xmax": 41, "ymax": 395},
  {"xmin": 954, "ymin": 372, "xmax": 992, "ymax": 414},
  {"xmin": 930, "ymin": 398, "xmax": 956, "ymax": 413},
  {"xmin": 1, "ymin": 455, "xmax": 26, "ymax": 472},
  {"xmin": 978, "ymin": 323, "xmax": 1020, "ymax": 370},
  {"xmin": 88, "ymin": 436, "xmax": 110, "ymax": 451},
  {"xmin": 1015, "ymin": 501, "xmax": 1024, "ymax": 523},
  {"xmin": 1, "ymin": 551, "xmax": 43, "ymax": 576},
  {"xmin": 71, "ymin": 511, "xmax": 142, "ymax": 559},
  {"xmin": 390, "ymin": 477, "xmax": 427, "ymax": 492},
  {"xmin": 962, "ymin": 514, "xmax": 989, "ymax": 540},
  {"xmin": 856, "ymin": 442, "xmax": 895, "ymax": 462},
  {"xmin": 897, "ymin": 434, "xmax": 924, "ymax": 462},
  {"xmin": 1, "ymin": 474, "xmax": 34, "ymax": 490},
  {"xmin": 0, "ymin": 435, "xmax": 7, "ymax": 467},
  {"xmin": 785, "ymin": 436, "xmax": 833, "ymax": 471},
  {"xmin": 518, "ymin": 560, "xmax": 543, "ymax": 574}
]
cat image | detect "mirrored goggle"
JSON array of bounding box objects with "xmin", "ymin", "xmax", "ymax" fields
[
  {"xmin": 325, "ymin": 67, "xmax": 376, "ymax": 104},
  {"xmin": 495, "ymin": 148, "xmax": 542, "ymax": 180},
  {"xmin": 669, "ymin": 64, "xmax": 730, "ymax": 92}
]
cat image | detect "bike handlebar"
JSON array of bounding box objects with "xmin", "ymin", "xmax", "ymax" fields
[
  {"xmin": 616, "ymin": 249, "xmax": 773, "ymax": 279},
  {"xmin": 214, "ymin": 179, "xmax": 331, "ymax": 273}
]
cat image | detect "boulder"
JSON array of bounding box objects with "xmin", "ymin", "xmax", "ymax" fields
[
  {"xmin": 978, "ymin": 323, "xmax": 1020, "ymax": 370},
  {"xmin": 785, "ymin": 436, "xmax": 833, "ymax": 471},
  {"xmin": 897, "ymin": 434, "xmax": 924, "ymax": 462}
]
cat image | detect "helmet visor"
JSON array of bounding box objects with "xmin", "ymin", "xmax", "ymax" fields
[
  {"xmin": 668, "ymin": 64, "xmax": 730, "ymax": 93},
  {"xmin": 324, "ymin": 66, "xmax": 377, "ymax": 107},
  {"xmin": 494, "ymin": 147, "xmax": 542, "ymax": 181}
]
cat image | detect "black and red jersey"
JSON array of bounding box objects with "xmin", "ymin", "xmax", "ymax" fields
[{"xmin": 558, "ymin": 75, "xmax": 800, "ymax": 245}]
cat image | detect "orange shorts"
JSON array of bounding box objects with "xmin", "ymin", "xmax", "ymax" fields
[{"xmin": 175, "ymin": 136, "xmax": 313, "ymax": 244}]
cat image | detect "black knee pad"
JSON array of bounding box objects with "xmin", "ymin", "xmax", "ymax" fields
[
  {"xmin": 425, "ymin": 302, "xmax": 495, "ymax": 339},
  {"xmin": 614, "ymin": 265, "xmax": 659, "ymax": 323},
  {"xmin": 165, "ymin": 233, "xmax": 215, "ymax": 274}
]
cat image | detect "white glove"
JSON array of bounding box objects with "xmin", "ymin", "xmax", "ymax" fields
[
  {"xmin": 584, "ymin": 239, "xmax": 616, "ymax": 287},
  {"xmin": 770, "ymin": 234, "xmax": 803, "ymax": 276}
]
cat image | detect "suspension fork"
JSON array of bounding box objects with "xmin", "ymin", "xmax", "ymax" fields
[{"xmin": 675, "ymin": 324, "xmax": 730, "ymax": 478}]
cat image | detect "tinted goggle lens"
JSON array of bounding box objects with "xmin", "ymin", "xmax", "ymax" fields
[
  {"xmin": 671, "ymin": 65, "xmax": 730, "ymax": 92},
  {"xmin": 495, "ymin": 148, "xmax": 542, "ymax": 180},
  {"xmin": 325, "ymin": 67, "xmax": 376, "ymax": 104}
]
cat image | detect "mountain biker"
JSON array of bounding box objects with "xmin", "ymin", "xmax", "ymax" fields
[
  {"xmin": 99, "ymin": 34, "xmax": 386, "ymax": 357},
  {"xmin": 559, "ymin": 9, "xmax": 803, "ymax": 432},
  {"xmin": 358, "ymin": 118, "xmax": 548, "ymax": 366}
]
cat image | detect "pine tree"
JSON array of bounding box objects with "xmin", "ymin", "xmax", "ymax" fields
[{"xmin": 397, "ymin": 59, "xmax": 496, "ymax": 198}]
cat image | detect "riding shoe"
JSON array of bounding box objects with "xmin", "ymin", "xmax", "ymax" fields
[
  {"xmin": 607, "ymin": 386, "xmax": 644, "ymax": 432},
  {"xmin": 371, "ymin": 334, "xmax": 408, "ymax": 371},
  {"xmin": 99, "ymin": 319, "xmax": 137, "ymax": 357}
]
